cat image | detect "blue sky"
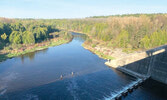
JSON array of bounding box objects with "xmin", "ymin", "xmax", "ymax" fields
[{"xmin": 0, "ymin": 0, "xmax": 167, "ymax": 19}]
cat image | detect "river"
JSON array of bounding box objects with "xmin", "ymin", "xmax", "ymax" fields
[{"xmin": 0, "ymin": 33, "xmax": 167, "ymax": 100}]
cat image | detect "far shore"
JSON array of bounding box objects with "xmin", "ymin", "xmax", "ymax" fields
[{"xmin": 0, "ymin": 36, "xmax": 73, "ymax": 63}]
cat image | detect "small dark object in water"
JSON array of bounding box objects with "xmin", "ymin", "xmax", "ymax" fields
[
  {"xmin": 60, "ymin": 75, "xmax": 63, "ymax": 79},
  {"xmin": 128, "ymin": 87, "xmax": 133, "ymax": 93},
  {"xmin": 71, "ymin": 72, "xmax": 74, "ymax": 76},
  {"xmin": 122, "ymin": 90, "xmax": 128, "ymax": 97},
  {"xmin": 115, "ymin": 94, "xmax": 122, "ymax": 100},
  {"xmin": 134, "ymin": 84, "xmax": 138, "ymax": 89}
]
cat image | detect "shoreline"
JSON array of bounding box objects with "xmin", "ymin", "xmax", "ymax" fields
[
  {"xmin": 0, "ymin": 30, "xmax": 132, "ymax": 64},
  {"xmin": 69, "ymin": 30, "xmax": 132, "ymax": 61},
  {"xmin": 82, "ymin": 43, "xmax": 115, "ymax": 60},
  {"xmin": 0, "ymin": 37, "xmax": 73, "ymax": 63}
]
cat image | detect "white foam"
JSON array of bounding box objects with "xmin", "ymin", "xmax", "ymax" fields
[
  {"xmin": 104, "ymin": 79, "xmax": 142, "ymax": 100},
  {"xmin": 67, "ymin": 78, "xmax": 79, "ymax": 100},
  {"xmin": 0, "ymin": 86, "xmax": 7, "ymax": 96}
]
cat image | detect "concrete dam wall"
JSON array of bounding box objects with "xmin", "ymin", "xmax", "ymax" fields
[{"xmin": 105, "ymin": 45, "xmax": 167, "ymax": 84}]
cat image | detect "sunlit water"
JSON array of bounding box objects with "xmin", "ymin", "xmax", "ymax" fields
[{"xmin": 0, "ymin": 33, "xmax": 167, "ymax": 100}]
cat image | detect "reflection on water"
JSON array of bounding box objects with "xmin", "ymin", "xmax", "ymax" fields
[
  {"xmin": 19, "ymin": 49, "xmax": 48, "ymax": 63},
  {"xmin": 0, "ymin": 32, "xmax": 166, "ymax": 100}
]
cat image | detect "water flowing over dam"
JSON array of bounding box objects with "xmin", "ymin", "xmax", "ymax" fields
[{"xmin": 0, "ymin": 33, "xmax": 167, "ymax": 100}]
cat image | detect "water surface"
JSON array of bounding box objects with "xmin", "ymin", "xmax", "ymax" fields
[{"xmin": 0, "ymin": 33, "xmax": 166, "ymax": 100}]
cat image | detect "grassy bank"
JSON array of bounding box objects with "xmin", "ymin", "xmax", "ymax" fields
[{"xmin": 0, "ymin": 37, "xmax": 73, "ymax": 62}]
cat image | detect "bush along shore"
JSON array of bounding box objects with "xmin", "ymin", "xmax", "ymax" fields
[{"xmin": 0, "ymin": 31, "xmax": 73, "ymax": 62}]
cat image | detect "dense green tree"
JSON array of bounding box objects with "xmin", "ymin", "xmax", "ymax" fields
[
  {"xmin": 34, "ymin": 27, "xmax": 48, "ymax": 41},
  {"xmin": 140, "ymin": 35, "xmax": 150, "ymax": 49},
  {"xmin": 10, "ymin": 23, "xmax": 25, "ymax": 32},
  {"xmin": 22, "ymin": 31, "xmax": 35, "ymax": 44},
  {"xmin": 9, "ymin": 31, "xmax": 22, "ymax": 44},
  {"xmin": 115, "ymin": 30, "xmax": 129, "ymax": 48}
]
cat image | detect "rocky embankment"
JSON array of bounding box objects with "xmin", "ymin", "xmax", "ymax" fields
[
  {"xmin": 105, "ymin": 51, "xmax": 148, "ymax": 68},
  {"xmin": 82, "ymin": 43, "xmax": 133, "ymax": 60}
]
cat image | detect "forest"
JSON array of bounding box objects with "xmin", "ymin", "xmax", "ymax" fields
[
  {"xmin": 0, "ymin": 18, "xmax": 73, "ymax": 62},
  {"xmin": 0, "ymin": 18, "xmax": 72, "ymax": 50},
  {"xmin": 49, "ymin": 14, "xmax": 167, "ymax": 50},
  {"xmin": 1, "ymin": 13, "xmax": 167, "ymax": 52}
]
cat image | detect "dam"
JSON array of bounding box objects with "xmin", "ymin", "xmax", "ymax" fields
[
  {"xmin": 106, "ymin": 45, "xmax": 167, "ymax": 85},
  {"xmin": 105, "ymin": 45, "xmax": 167, "ymax": 99}
]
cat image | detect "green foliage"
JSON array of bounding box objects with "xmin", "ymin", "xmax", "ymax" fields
[
  {"xmin": 9, "ymin": 31, "xmax": 22, "ymax": 44},
  {"xmin": 34, "ymin": 27, "xmax": 49, "ymax": 41},
  {"xmin": 22, "ymin": 31, "xmax": 35, "ymax": 44},
  {"xmin": 10, "ymin": 23, "xmax": 25, "ymax": 32},
  {"xmin": 53, "ymin": 14, "xmax": 167, "ymax": 50},
  {"xmin": 140, "ymin": 30, "xmax": 167, "ymax": 49},
  {"xmin": 115, "ymin": 30, "xmax": 129, "ymax": 48},
  {"xmin": 140, "ymin": 35, "xmax": 150, "ymax": 49},
  {"xmin": 1, "ymin": 33, "xmax": 7, "ymax": 41},
  {"xmin": 0, "ymin": 23, "xmax": 11, "ymax": 35},
  {"xmin": 1, "ymin": 14, "xmax": 167, "ymax": 50},
  {"xmin": 92, "ymin": 44, "xmax": 96, "ymax": 48},
  {"xmin": 0, "ymin": 20, "xmax": 58, "ymax": 47}
]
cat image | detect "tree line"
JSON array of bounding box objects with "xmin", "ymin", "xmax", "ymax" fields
[
  {"xmin": 0, "ymin": 22, "xmax": 54, "ymax": 44},
  {"xmin": 1, "ymin": 14, "xmax": 167, "ymax": 50},
  {"xmin": 49, "ymin": 14, "xmax": 167, "ymax": 50},
  {"xmin": 0, "ymin": 19, "xmax": 62, "ymax": 49}
]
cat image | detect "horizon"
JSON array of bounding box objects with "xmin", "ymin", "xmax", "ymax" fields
[
  {"xmin": 0, "ymin": 0, "xmax": 167, "ymax": 19},
  {"xmin": 0, "ymin": 13, "xmax": 166, "ymax": 19}
]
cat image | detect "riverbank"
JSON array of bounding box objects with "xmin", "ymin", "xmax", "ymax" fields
[
  {"xmin": 0, "ymin": 36, "xmax": 73, "ymax": 62},
  {"xmin": 82, "ymin": 43, "xmax": 115, "ymax": 60},
  {"xmin": 51, "ymin": 29, "xmax": 134, "ymax": 61},
  {"xmin": 67, "ymin": 30, "xmax": 134, "ymax": 60}
]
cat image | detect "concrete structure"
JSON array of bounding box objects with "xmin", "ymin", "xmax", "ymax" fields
[
  {"xmin": 105, "ymin": 45, "xmax": 167, "ymax": 84},
  {"xmin": 111, "ymin": 78, "xmax": 149, "ymax": 100}
]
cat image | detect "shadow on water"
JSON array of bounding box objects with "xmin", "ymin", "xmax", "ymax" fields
[
  {"xmin": 19, "ymin": 48, "xmax": 48, "ymax": 63},
  {"xmin": 0, "ymin": 53, "xmax": 10, "ymax": 63}
]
